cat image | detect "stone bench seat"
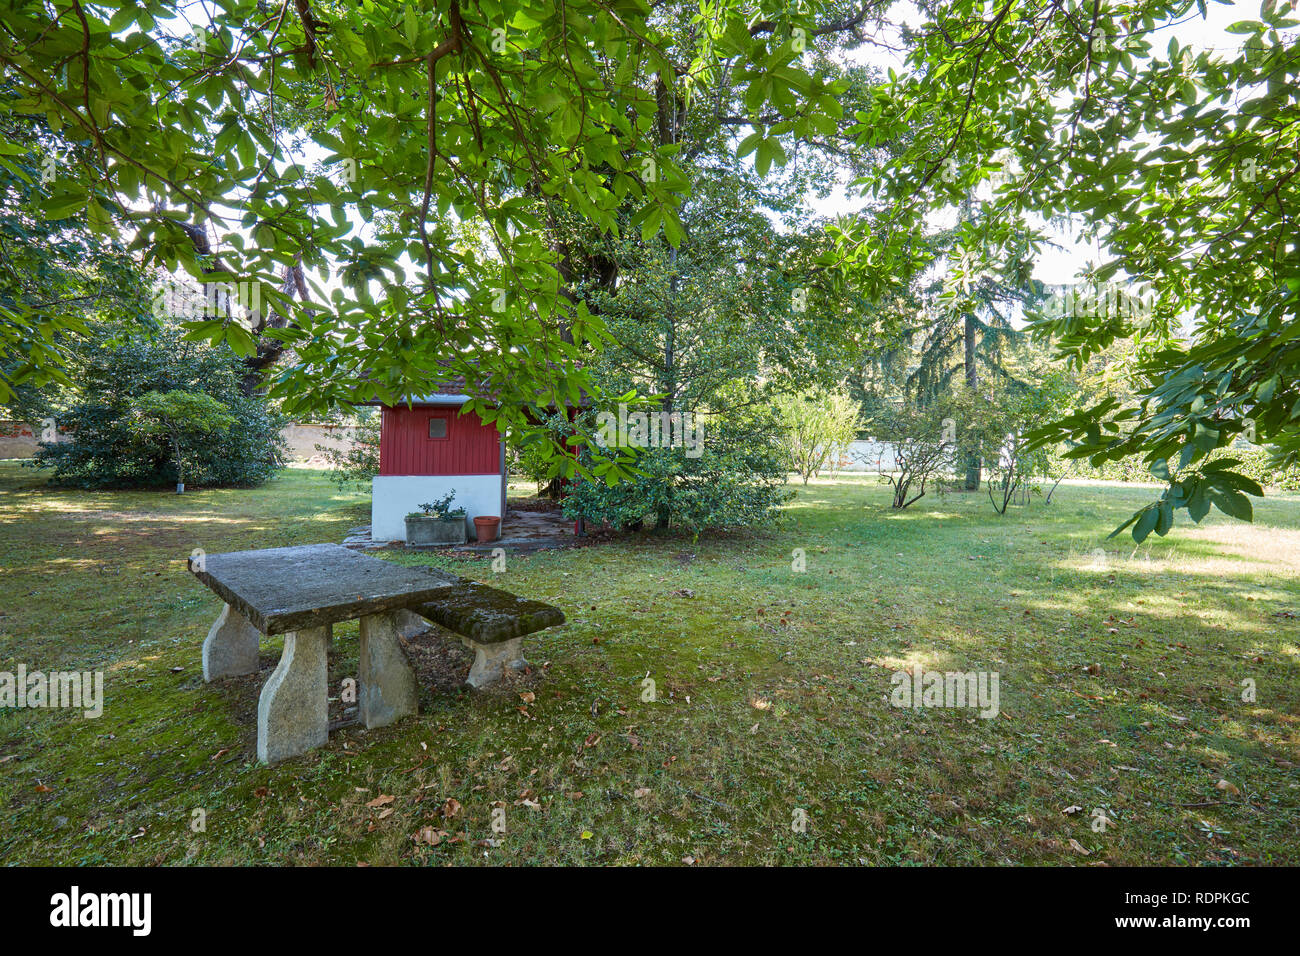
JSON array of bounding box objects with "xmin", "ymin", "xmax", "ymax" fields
[
  {"xmin": 414, "ymin": 580, "xmax": 565, "ymax": 642},
  {"xmin": 400, "ymin": 581, "xmax": 565, "ymax": 688}
]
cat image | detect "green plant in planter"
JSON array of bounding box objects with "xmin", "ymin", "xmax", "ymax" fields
[
  {"xmin": 405, "ymin": 490, "xmax": 468, "ymax": 545},
  {"xmin": 409, "ymin": 491, "xmax": 467, "ymax": 520}
]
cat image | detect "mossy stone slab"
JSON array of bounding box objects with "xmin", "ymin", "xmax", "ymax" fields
[{"xmin": 414, "ymin": 580, "xmax": 564, "ymax": 643}]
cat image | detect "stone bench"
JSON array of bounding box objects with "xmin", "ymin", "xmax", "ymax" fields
[{"xmin": 397, "ymin": 580, "xmax": 565, "ymax": 688}]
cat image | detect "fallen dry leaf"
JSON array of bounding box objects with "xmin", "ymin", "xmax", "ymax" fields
[
  {"xmin": 365, "ymin": 794, "xmax": 396, "ymax": 809},
  {"xmin": 414, "ymin": 827, "xmax": 446, "ymax": 846}
]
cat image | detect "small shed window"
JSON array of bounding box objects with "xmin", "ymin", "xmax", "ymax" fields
[{"xmin": 427, "ymin": 414, "xmax": 449, "ymax": 440}]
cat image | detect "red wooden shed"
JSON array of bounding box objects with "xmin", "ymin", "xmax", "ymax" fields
[{"xmin": 367, "ymin": 382, "xmax": 506, "ymax": 544}]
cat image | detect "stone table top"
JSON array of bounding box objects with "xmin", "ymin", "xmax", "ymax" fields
[{"xmin": 189, "ymin": 543, "xmax": 461, "ymax": 635}]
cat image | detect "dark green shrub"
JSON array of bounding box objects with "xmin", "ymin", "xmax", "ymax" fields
[
  {"xmin": 30, "ymin": 324, "xmax": 286, "ymax": 488},
  {"xmin": 562, "ymin": 411, "xmax": 792, "ymax": 534}
]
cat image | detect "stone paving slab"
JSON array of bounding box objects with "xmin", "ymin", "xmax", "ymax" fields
[
  {"xmin": 342, "ymin": 509, "xmax": 578, "ymax": 553},
  {"xmin": 189, "ymin": 543, "xmax": 460, "ymax": 635}
]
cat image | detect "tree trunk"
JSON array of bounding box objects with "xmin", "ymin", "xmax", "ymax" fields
[
  {"xmin": 963, "ymin": 310, "xmax": 981, "ymax": 490},
  {"xmin": 663, "ymin": 298, "xmax": 676, "ymax": 416},
  {"xmin": 657, "ymin": 70, "xmax": 680, "ymax": 420},
  {"xmin": 240, "ymin": 260, "xmax": 304, "ymax": 396},
  {"xmin": 171, "ymin": 430, "xmax": 184, "ymax": 492}
]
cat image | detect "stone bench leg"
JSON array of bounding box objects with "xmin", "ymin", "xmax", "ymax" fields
[
  {"xmin": 465, "ymin": 637, "xmax": 526, "ymax": 689},
  {"xmin": 202, "ymin": 604, "xmax": 261, "ymax": 681},
  {"xmin": 393, "ymin": 608, "xmax": 429, "ymax": 639},
  {"xmin": 257, "ymin": 625, "xmax": 330, "ymax": 764},
  {"xmin": 359, "ymin": 611, "xmax": 418, "ymax": 728}
]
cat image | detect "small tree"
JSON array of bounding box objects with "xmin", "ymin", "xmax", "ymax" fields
[
  {"xmin": 985, "ymin": 426, "xmax": 1032, "ymax": 515},
  {"xmin": 317, "ymin": 414, "xmax": 380, "ymax": 490},
  {"xmin": 972, "ymin": 376, "xmax": 1075, "ymax": 515},
  {"xmin": 775, "ymin": 389, "xmax": 862, "ymax": 485},
  {"xmin": 131, "ymin": 390, "xmax": 236, "ymax": 492},
  {"xmin": 868, "ymin": 400, "xmax": 959, "ymax": 509}
]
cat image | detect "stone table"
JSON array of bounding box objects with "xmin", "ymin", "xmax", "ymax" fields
[{"xmin": 189, "ymin": 543, "xmax": 458, "ymax": 763}]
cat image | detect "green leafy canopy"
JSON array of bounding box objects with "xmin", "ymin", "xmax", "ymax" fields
[
  {"xmin": 835, "ymin": 0, "xmax": 1300, "ymax": 540},
  {"xmin": 1, "ymin": 0, "xmax": 842, "ymax": 481}
]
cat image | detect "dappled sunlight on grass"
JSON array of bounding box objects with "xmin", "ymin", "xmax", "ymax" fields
[{"xmin": 0, "ymin": 465, "xmax": 1297, "ymax": 865}]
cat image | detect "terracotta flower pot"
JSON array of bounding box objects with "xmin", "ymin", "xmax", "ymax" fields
[{"xmin": 473, "ymin": 515, "xmax": 501, "ymax": 542}]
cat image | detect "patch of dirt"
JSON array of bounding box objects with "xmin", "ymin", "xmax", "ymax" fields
[
  {"xmin": 401, "ymin": 625, "xmax": 547, "ymax": 697},
  {"xmin": 400, "ymin": 627, "xmax": 474, "ymax": 695},
  {"xmin": 199, "ymin": 625, "xmax": 546, "ymax": 756},
  {"xmin": 212, "ymin": 658, "xmax": 278, "ymax": 758},
  {"xmin": 507, "ymin": 497, "xmax": 560, "ymax": 513}
]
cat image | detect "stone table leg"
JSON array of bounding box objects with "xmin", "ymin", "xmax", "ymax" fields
[
  {"xmin": 465, "ymin": 637, "xmax": 526, "ymax": 689},
  {"xmin": 257, "ymin": 626, "xmax": 330, "ymax": 764},
  {"xmin": 359, "ymin": 611, "xmax": 418, "ymax": 728},
  {"xmin": 202, "ymin": 604, "xmax": 261, "ymax": 681}
]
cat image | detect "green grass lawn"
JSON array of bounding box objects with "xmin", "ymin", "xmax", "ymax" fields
[{"xmin": 1, "ymin": 461, "xmax": 1297, "ymax": 865}]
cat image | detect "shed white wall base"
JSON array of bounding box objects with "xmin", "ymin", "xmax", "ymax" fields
[{"xmin": 372, "ymin": 474, "xmax": 504, "ymax": 543}]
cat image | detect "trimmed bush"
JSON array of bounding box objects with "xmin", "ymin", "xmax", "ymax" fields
[{"xmin": 562, "ymin": 413, "xmax": 792, "ymax": 534}]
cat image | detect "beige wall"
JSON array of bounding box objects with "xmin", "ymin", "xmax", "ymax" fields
[
  {"xmin": 0, "ymin": 420, "xmax": 360, "ymax": 462},
  {"xmin": 0, "ymin": 420, "xmax": 54, "ymax": 459},
  {"xmin": 280, "ymin": 422, "xmax": 360, "ymax": 463}
]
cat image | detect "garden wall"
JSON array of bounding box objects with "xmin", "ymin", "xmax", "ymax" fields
[
  {"xmin": 836, "ymin": 439, "xmax": 899, "ymax": 472},
  {"xmin": 0, "ymin": 420, "xmax": 360, "ymax": 463},
  {"xmin": 0, "ymin": 420, "xmax": 56, "ymax": 458},
  {"xmin": 280, "ymin": 422, "xmax": 359, "ymax": 463}
]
